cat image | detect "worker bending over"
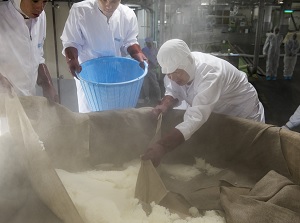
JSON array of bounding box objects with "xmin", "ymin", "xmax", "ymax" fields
[{"xmin": 142, "ymin": 39, "xmax": 265, "ymax": 167}]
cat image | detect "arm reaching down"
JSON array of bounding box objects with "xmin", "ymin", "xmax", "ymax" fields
[
  {"xmin": 0, "ymin": 73, "xmax": 13, "ymax": 96},
  {"xmin": 64, "ymin": 47, "xmax": 82, "ymax": 79},
  {"xmin": 127, "ymin": 44, "xmax": 148, "ymax": 68},
  {"xmin": 141, "ymin": 128, "xmax": 185, "ymax": 167},
  {"xmin": 37, "ymin": 64, "xmax": 59, "ymax": 103},
  {"xmin": 152, "ymin": 95, "xmax": 179, "ymax": 119}
]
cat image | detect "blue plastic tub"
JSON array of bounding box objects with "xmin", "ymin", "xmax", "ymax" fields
[{"xmin": 78, "ymin": 57, "xmax": 148, "ymax": 111}]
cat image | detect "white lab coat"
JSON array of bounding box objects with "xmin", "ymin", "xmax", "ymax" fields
[
  {"xmin": 0, "ymin": 1, "xmax": 46, "ymax": 136},
  {"xmin": 283, "ymin": 37, "xmax": 300, "ymax": 78},
  {"xmin": 263, "ymin": 33, "xmax": 283, "ymax": 77},
  {"xmin": 0, "ymin": 1, "xmax": 46, "ymax": 96},
  {"xmin": 61, "ymin": 0, "xmax": 139, "ymax": 113},
  {"xmin": 285, "ymin": 105, "xmax": 300, "ymax": 129},
  {"xmin": 164, "ymin": 52, "xmax": 265, "ymax": 140}
]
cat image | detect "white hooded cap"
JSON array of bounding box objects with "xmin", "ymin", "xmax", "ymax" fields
[
  {"xmin": 157, "ymin": 39, "xmax": 196, "ymax": 81},
  {"xmin": 10, "ymin": 0, "xmax": 29, "ymax": 18}
]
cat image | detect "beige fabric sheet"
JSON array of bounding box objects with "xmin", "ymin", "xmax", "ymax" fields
[
  {"xmin": 220, "ymin": 170, "xmax": 300, "ymax": 223},
  {"xmin": 0, "ymin": 96, "xmax": 300, "ymax": 223},
  {"xmin": 153, "ymin": 110, "xmax": 294, "ymax": 212},
  {"xmin": 1, "ymin": 94, "xmax": 85, "ymax": 223}
]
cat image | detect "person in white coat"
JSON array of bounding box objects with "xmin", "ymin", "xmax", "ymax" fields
[
  {"xmin": 282, "ymin": 105, "xmax": 300, "ymax": 130},
  {"xmin": 263, "ymin": 27, "xmax": 283, "ymax": 81},
  {"xmin": 61, "ymin": 0, "xmax": 147, "ymax": 113},
  {"xmin": 0, "ymin": 0, "xmax": 58, "ymax": 101},
  {"xmin": 0, "ymin": 0, "xmax": 58, "ymax": 136},
  {"xmin": 142, "ymin": 39, "xmax": 265, "ymax": 167},
  {"xmin": 283, "ymin": 33, "xmax": 299, "ymax": 80},
  {"xmin": 140, "ymin": 37, "xmax": 161, "ymax": 104}
]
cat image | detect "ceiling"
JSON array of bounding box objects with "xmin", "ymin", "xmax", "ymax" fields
[
  {"xmin": 49, "ymin": 0, "xmax": 300, "ymax": 9},
  {"xmin": 53, "ymin": 0, "xmax": 290, "ymax": 5},
  {"xmin": 121, "ymin": 0, "xmax": 293, "ymax": 7}
]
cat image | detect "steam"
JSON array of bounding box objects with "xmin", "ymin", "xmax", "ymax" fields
[{"xmin": 0, "ymin": 133, "xmax": 29, "ymax": 222}]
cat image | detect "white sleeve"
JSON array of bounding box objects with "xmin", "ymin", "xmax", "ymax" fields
[
  {"xmin": 122, "ymin": 8, "xmax": 139, "ymax": 51},
  {"xmin": 60, "ymin": 6, "xmax": 84, "ymax": 55},
  {"xmin": 176, "ymin": 72, "xmax": 223, "ymax": 140},
  {"xmin": 286, "ymin": 105, "xmax": 300, "ymax": 129},
  {"xmin": 38, "ymin": 11, "xmax": 46, "ymax": 64}
]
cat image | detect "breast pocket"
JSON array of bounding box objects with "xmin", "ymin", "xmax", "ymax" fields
[{"xmin": 114, "ymin": 36, "xmax": 124, "ymax": 53}]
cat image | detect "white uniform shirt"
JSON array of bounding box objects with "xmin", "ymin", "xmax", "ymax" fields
[
  {"xmin": 61, "ymin": 0, "xmax": 139, "ymax": 112},
  {"xmin": 263, "ymin": 33, "xmax": 283, "ymax": 56},
  {"xmin": 285, "ymin": 105, "xmax": 300, "ymax": 129},
  {"xmin": 0, "ymin": 1, "xmax": 46, "ymax": 96},
  {"xmin": 285, "ymin": 38, "xmax": 300, "ymax": 56},
  {"xmin": 165, "ymin": 52, "xmax": 265, "ymax": 140}
]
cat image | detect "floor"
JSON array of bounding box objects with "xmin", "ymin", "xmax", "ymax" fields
[{"xmin": 248, "ymin": 53, "xmax": 300, "ymax": 131}]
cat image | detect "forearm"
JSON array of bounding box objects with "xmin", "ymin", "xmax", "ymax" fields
[
  {"xmin": 64, "ymin": 47, "xmax": 78, "ymax": 61},
  {"xmin": 64, "ymin": 47, "xmax": 81, "ymax": 78},
  {"xmin": 0, "ymin": 72, "xmax": 7, "ymax": 83},
  {"xmin": 157, "ymin": 128, "xmax": 185, "ymax": 152},
  {"xmin": 141, "ymin": 127, "xmax": 185, "ymax": 167},
  {"xmin": 127, "ymin": 44, "xmax": 147, "ymax": 63},
  {"xmin": 37, "ymin": 64, "xmax": 59, "ymax": 103},
  {"xmin": 0, "ymin": 73, "xmax": 13, "ymax": 94},
  {"xmin": 37, "ymin": 63, "xmax": 54, "ymax": 88},
  {"xmin": 159, "ymin": 95, "xmax": 178, "ymax": 112}
]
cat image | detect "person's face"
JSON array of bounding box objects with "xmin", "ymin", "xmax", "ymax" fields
[
  {"xmin": 20, "ymin": 0, "xmax": 48, "ymax": 18},
  {"xmin": 98, "ymin": 0, "xmax": 120, "ymax": 18},
  {"xmin": 167, "ymin": 69, "xmax": 190, "ymax": 86},
  {"xmin": 146, "ymin": 42, "xmax": 152, "ymax": 48}
]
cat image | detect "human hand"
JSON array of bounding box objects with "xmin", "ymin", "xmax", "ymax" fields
[
  {"xmin": 141, "ymin": 143, "xmax": 167, "ymax": 167},
  {"xmin": 151, "ymin": 104, "xmax": 168, "ymax": 119},
  {"xmin": 67, "ymin": 58, "xmax": 82, "ymax": 79},
  {"xmin": 65, "ymin": 47, "xmax": 81, "ymax": 79},
  {"xmin": 151, "ymin": 96, "xmax": 177, "ymax": 119},
  {"xmin": 0, "ymin": 73, "xmax": 13, "ymax": 96},
  {"xmin": 133, "ymin": 53, "xmax": 148, "ymax": 69},
  {"xmin": 132, "ymin": 52, "xmax": 148, "ymax": 63},
  {"xmin": 127, "ymin": 44, "xmax": 148, "ymax": 69},
  {"xmin": 42, "ymin": 85, "xmax": 59, "ymax": 103},
  {"xmin": 142, "ymin": 128, "xmax": 185, "ymax": 167}
]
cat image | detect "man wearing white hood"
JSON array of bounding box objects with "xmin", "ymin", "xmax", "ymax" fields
[
  {"xmin": 0, "ymin": 0, "xmax": 58, "ymax": 101},
  {"xmin": 142, "ymin": 39, "xmax": 265, "ymax": 167}
]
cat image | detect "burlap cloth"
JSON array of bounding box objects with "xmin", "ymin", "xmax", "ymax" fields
[
  {"xmin": 221, "ymin": 170, "xmax": 300, "ymax": 223},
  {"xmin": 0, "ymin": 95, "xmax": 299, "ymax": 223}
]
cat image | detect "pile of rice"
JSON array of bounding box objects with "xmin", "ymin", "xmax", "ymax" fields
[{"xmin": 57, "ymin": 159, "xmax": 225, "ymax": 223}]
